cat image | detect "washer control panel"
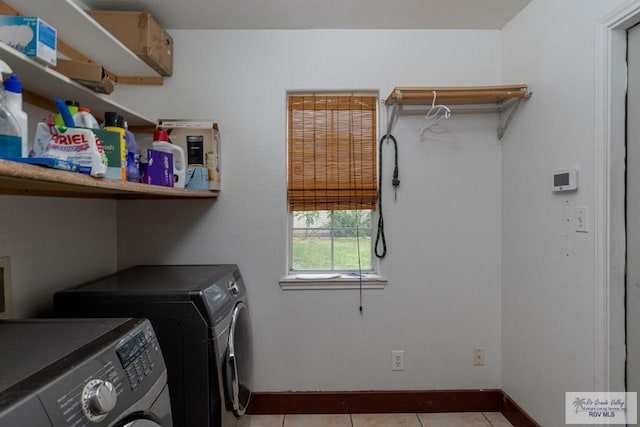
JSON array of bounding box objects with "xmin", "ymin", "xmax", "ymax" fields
[
  {"xmin": 30, "ymin": 319, "xmax": 167, "ymax": 426},
  {"xmin": 116, "ymin": 324, "xmax": 161, "ymax": 390}
]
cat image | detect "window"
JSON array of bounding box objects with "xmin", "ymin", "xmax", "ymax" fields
[{"xmin": 287, "ymin": 93, "xmax": 378, "ymax": 273}]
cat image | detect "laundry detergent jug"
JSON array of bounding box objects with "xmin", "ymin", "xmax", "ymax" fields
[{"xmin": 152, "ymin": 129, "xmax": 186, "ymax": 188}]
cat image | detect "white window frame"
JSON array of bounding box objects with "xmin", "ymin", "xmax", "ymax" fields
[{"xmin": 281, "ymin": 90, "xmax": 386, "ymax": 290}]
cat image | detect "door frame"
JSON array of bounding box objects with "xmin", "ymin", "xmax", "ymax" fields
[{"xmin": 596, "ymin": 0, "xmax": 640, "ymax": 392}]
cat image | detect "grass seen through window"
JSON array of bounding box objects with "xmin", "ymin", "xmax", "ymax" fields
[{"xmin": 292, "ymin": 210, "xmax": 372, "ymax": 271}]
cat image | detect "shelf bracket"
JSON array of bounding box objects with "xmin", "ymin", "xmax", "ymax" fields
[
  {"xmin": 385, "ymin": 89, "xmax": 402, "ymax": 141},
  {"xmin": 497, "ymin": 90, "xmax": 533, "ymax": 141}
]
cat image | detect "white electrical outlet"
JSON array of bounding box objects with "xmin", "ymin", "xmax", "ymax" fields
[
  {"xmin": 473, "ymin": 347, "xmax": 485, "ymax": 366},
  {"xmin": 392, "ymin": 350, "xmax": 404, "ymax": 371}
]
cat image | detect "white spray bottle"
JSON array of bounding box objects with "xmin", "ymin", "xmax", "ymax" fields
[{"xmin": 4, "ymin": 75, "xmax": 28, "ymax": 157}]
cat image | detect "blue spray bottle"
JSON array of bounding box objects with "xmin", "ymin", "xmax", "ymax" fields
[
  {"xmin": 124, "ymin": 120, "xmax": 141, "ymax": 182},
  {"xmin": 0, "ymin": 60, "xmax": 22, "ymax": 159}
]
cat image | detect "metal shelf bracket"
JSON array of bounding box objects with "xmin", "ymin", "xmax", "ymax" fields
[
  {"xmin": 385, "ymin": 89, "xmax": 402, "ymax": 141},
  {"xmin": 497, "ymin": 90, "xmax": 533, "ymax": 141}
]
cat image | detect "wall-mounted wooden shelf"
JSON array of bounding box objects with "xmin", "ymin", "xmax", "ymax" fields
[
  {"xmin": 384, "ymin": 84, "xmax": 531, "ymax": 140},
  {"xmin": 384, "ymin": 85, "xmax": 530, "ymax": 106},
  {"xmin": 0, "ymin": 160, "xmax": 218, "ymax": 199}
]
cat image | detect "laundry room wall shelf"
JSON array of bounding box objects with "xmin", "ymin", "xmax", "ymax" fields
[
  {"xmin": 0, "ymin": 0, "xmax": 162, "ymax": 82},
  {"xmin": 0, "ymin": 0, "xmax": 206, "ymax": 199},
  {"xmin": 0, "ymin": 159, "xmax": 218, "ymax": 199},
  {"xmin": 0, "ymin": 43, "xmax": 155, "ymax": 126},
  {"xmin": 384, "ymin": 84, "xmax": 532, "ymax": 141}
]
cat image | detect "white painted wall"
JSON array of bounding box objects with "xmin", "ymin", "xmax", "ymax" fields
[
  {"xmin": 501, "ymin": 0, "xmax": 627, "ymax": 425},
  {"xmin": 112, "ymin": 30, "xmax": 504, "ymax": 391},
  {"xmin": 0, "ymin": 103, "xmax": 118, "ymax": 317}
]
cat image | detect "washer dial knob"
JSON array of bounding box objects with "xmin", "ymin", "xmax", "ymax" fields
[{"xmin": 81, "ymin": 379, "xmax": 117, "ymax": 422}]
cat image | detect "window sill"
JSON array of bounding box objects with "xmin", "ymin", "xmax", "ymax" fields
[{"xmin": 279, "ymin": 274, "xmax": 387, "ymax": 290}]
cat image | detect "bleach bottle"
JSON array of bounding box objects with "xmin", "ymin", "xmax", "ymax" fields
[
  {"xmin": 0, "ymin": 61, "xmax": 22, "ymax": 159},
  {"xmin": 73, "ymin": 107, "xmax": 99, "ymax": 129},
  {"xmin": 152, "ymin": 129, "xmax": 186, "ymax": 188},
  {"xmin": 4, "ymin": 75, "xmax": 28, "ymax": 157}
]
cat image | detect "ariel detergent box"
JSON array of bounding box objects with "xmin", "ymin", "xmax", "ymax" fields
[
  {"xmin": 31, "ymin": 123, "xmax": 107, "ymax": 177},
  {"xmin": 0, "ymin": 16, "xmax": 57, "ymax": 66}
]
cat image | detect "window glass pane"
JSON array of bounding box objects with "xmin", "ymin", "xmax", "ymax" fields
[
  {"xmin": 332, "ymin": 210, "xmax": 372, "ymax": 237},
  {"xmin": 291, "ymin": 209, "xmax": 373, "ymax": 271},
  {"xmin": 292, "ymin": 234, "xmax": 332, "ymax": 270},
  {"xmin": 333, "ymin": 236, "xmax": 372, "ymax": 270}
]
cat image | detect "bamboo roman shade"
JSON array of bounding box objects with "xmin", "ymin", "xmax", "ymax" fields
[{"xmin": 287, "ymin": 94, "xmax": 378, "ymax": 211}]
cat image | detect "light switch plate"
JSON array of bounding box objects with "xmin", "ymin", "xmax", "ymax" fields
[{"xmin": 576, "ymin": 207, "xmax": 589, "ymax": 233}]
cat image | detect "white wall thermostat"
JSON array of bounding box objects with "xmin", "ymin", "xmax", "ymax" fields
[{"xmin": 553, "ymin": 168, "xmax": 578, "ymax": 192}]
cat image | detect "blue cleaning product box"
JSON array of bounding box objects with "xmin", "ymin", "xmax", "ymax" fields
[
  {"xmin": 6, "ymin": 157, "xmax": 79, "ymax": 172},
  {"xmin": 185, "ymin": 167, "xmax": 209, "ymax": 190},
  {"xmin": 0, "ymin": 16, "xmax": 57, "ymax": 66}
]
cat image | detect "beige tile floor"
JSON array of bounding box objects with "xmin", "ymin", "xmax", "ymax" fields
[{"xmin": 247, "ymin": 412, "xmax": 513, "ymax": 427}]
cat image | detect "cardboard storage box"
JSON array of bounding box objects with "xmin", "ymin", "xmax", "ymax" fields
[
  {"xmin": 0, "ymin": 16, "xmax": 56, "ymax": 66},
  {"xmin": 157, "ymin": 120, "xmax": 221, "ymax": 191},
  {"xmin": 87, "ymin": 10, "xmax": 173, "ymax": 76},
  {"xmin": 53, "ymin": 59, "xmax": 114, "ymax": 94}
]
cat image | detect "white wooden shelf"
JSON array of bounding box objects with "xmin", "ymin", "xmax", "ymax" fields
[
  {"xmin": 2, "ymin": 0, "xmax": 159, "ymax": 78},
  {"xmin": 0, "ymin": 159, "xmax": 218, "ymax": 199},
  {"xmin": 0, "ymin": 43, "xmax": 155, "ymax": 126}
]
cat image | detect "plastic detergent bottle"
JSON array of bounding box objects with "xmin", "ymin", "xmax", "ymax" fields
[
  {"xmin": 124, "ymin": 121, "xmax": 141, "ymax": 183},
  {"xmin": 73, "ymin": 107, "xmax": 99, "ymax": 129},
  {"xmin": 104, "ymin": 111, "xmax": 126, "ymax": 181},
  {"xmin": 54, "ymin": 100, "xmax": 80, "ymax": 126},
  {"xmin": 0, "ymin": 61, "xmax": 21, "ymax": 159},
  {"xmin": 152, "ymin": 129, "xmax": 186, "ymax": 188},
  {"xmin": 4, "ymin": 75, "xmax": 28, "ymax": 157}
]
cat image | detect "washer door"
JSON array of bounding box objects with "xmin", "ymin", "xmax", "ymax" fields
[
  {"xmin": 224, "ymin": 301, "xmax": 253, "ymax": 418},
  {"xmin": 122, "ymin": 420, "xmax": 162, "ymax": 427}
]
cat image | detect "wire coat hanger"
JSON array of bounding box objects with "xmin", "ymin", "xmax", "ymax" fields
[{"xmin": 420, "ymin": 90, "xmax": 451, "ymax": 141}]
